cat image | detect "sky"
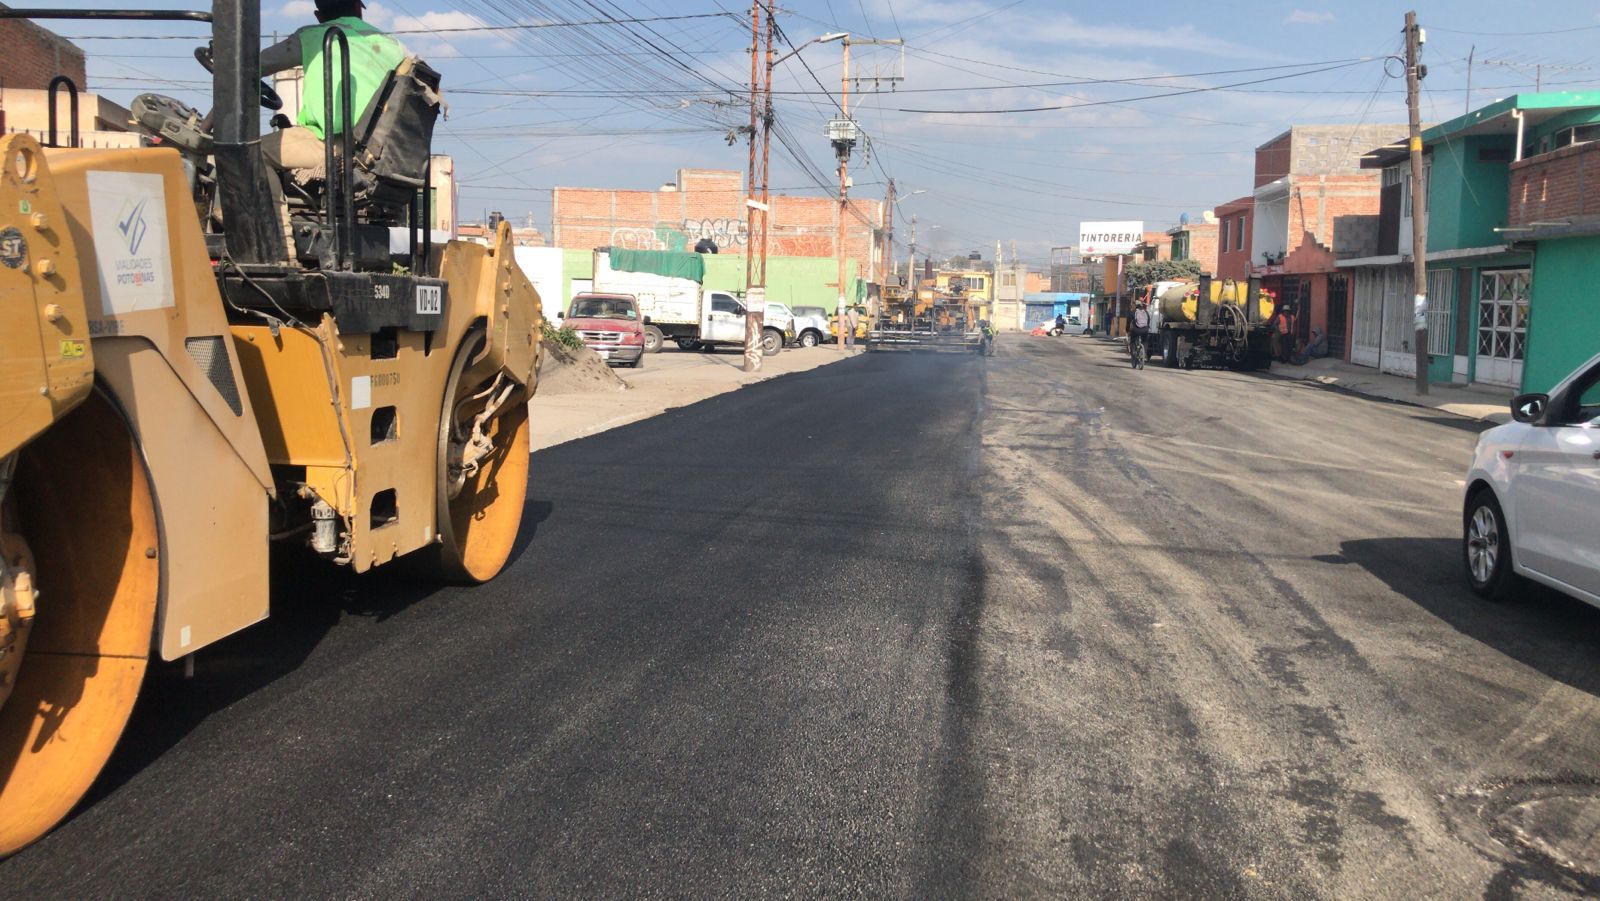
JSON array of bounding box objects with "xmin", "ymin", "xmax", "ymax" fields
[{"xmin": 54, "ymin": 0, "xmax": 1600, "ymax": 267}]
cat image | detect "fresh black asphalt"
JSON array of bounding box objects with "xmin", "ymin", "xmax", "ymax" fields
[{"xmin": 7, "ymin": 338, "xmax": 1600, "ymax": 897}]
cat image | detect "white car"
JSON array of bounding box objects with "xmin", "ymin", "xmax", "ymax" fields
[{"xmin": 1463, "ymin": 351, "xmax": 1600, "ymax": 604}]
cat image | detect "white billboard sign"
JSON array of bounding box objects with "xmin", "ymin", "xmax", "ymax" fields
[{"xmin": 1078, "ymin": 221, "xmax": 1144, "ymax": 257}]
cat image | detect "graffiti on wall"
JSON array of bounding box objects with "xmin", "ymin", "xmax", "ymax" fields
[
  {"xmin": 681, "ymin": 217, "xmax": 748, "ymax": 247},
  {"xmin": 610, "ymin": 220, "xmax": 750, "ymax": 252},
  {"xmin": 610, "ymin": 226, "xmax": 669, "ymax": 251}
]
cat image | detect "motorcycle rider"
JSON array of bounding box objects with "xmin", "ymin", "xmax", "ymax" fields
[{"xmin": 1054, "ymin": 313, "xmax": 1066, "ymax": 334}]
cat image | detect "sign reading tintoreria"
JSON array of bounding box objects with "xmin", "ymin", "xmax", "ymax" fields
[{"xmin": 1078, "ymin": 221, "xmax": 1144, "ymax": 257}]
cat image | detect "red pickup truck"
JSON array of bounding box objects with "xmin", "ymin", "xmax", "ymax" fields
[{"xmin": 560, "ymin": 293, "xmax": 646, "ymax": 368}]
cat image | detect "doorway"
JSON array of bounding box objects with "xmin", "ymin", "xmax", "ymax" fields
[{"xmin": 1326, "ymin": 274, "xmax": 1348, "ymax": 358}]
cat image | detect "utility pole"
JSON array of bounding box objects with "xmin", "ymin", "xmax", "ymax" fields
[
  {"xmin": 758, "ymin": 4, "xmax": 773, "ymax": 311},
  {"xmin": 828, "ymin": 36, "xmax": 903, "ymax": 352},
  {"xmin": 908, "ymin": 214, "xmax": 917, "ymax": 284},
  {"xmin": 1405, "ymin": 10, "xmax": 1429, "ymax": 395},
  {"xmin": 835, "ymin": 37, "xmax": 853, "ymax": 353},
  {"xmin": 882, "ymin": 178, "xmax": 895, "ymax": 309},
  {"xmin": 742, "ymin": 0, "xmax": 765, "ymax": 373},
  {"xmin": 1464, "ymin": 44, "xmax": 1474, "ymax": 116}
]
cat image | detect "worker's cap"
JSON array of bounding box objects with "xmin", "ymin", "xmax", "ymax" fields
[{"xmin": 315, "ymin": 0, "xmax": 365, "ymax": 11}]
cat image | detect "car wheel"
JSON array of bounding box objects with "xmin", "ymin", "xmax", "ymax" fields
[
  {"xmin": 643, "ymin": 325, "xmax": 663, "ymax": 353},
  {"xmin": 762, "ymin": 328, "xmax": 782, "ymax": 356},
  {"xmin": 675, "ymin": 338, "xmax": 699, "ymax": 351},
  {"xmin": 1464, "ymin": 489, "xmax": 1520, "ymax": 601},
  {"xmin": 799, "ymin": 331, "xmax": 818, "ymax": 348}
]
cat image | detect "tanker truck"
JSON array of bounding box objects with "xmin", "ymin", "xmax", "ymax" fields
[
  {"xmin": 1140, "ymin": 275, "xmax": 1277, "ymax": 370},
  {"xmin": 0, "ymin": 1, "xmax": 542, "ymax": 855}
]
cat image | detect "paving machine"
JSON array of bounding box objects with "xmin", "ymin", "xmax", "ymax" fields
[
  {"xmin": 865, "ymin": 278, "xmax": 982, "ymax": 352},
  {"xmin": 0, "ymin": 1, "xmax": 541, "ymax": 854}
]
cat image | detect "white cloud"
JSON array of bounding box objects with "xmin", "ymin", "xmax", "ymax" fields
[
  {"xmin": 362, "ymin": 4, "xmax": 500, "ymax": 58},
  {"xmin": 1285, "ymin": 10, "xmax": 1336, "ymax": 25},
  {"xmin": 275, "ymin": 0, "xmax": 315, "ymax": 18}
]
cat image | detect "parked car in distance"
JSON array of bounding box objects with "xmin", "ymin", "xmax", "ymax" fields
[
  {"xmin": 560, "ymin": 292, "xmax": 645, "ymax": 368},
  {"xmin": 1463, "ymin": 351, "xmax": 1600, "ymax": 606},
  {"xmin": 763, "ymin": 302, "xmax": 798, "ymax": 350},
  {"xmin": 790, "ymin": 305, "xmax": 831, "ymax": 347}
]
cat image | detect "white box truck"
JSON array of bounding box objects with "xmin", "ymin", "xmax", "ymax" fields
[{"xmin": 592, "ymin": 249, "xmax": 787, "ymax": 355}]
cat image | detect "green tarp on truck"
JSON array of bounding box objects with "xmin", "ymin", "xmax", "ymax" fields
[{"xmin": 606, "ymin": 248, "xmax": 705, "ymax": 284}]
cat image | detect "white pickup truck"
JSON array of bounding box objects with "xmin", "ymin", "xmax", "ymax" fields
[
  {"xmin": 786, "ymin": 304, "xmax": 832, "ymax": 347},
  {"xmin": 593, "ymin": 249, "xmax": 786, "ymax": 355}
]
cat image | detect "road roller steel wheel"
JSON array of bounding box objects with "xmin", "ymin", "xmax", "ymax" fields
[
  {"xmin": 0, "ymin": 390, "xmax": 160, "ymax": 856},
  {"xmin": 418, "ymin": 328, "xmax": 531, "ymax": 584}
]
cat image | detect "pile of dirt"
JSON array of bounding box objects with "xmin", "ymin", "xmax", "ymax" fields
[{"xmin": 536, "ymin": 336, "xmax": 630, "ymax": 396}]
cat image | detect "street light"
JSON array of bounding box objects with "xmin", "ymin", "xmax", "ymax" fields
[{"xmin": 773, "ymin": 31, "xmax": 847, "ymax": 66}]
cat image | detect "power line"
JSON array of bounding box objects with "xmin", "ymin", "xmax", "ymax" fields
[
  {"xmin": 1432, "ymin": 22, "xmax": 1600, "ymax": 36},
  {"xmin": 55, "ymin": 10, "xmax": 738, "ymax": 39},
  {"xmin": 891, "ymin": 58, "xmax": 1382, "ymax": 114}
]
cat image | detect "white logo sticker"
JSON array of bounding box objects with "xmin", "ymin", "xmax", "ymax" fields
[
  {"xmin": 416, "ymin": 284, "xmax": 442, "ymax": 315},
  {"xmin": 86, "ymin": 170, "xmax": 175, "ymax": 315}
]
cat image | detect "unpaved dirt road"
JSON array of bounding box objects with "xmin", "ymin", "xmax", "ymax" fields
[{"xmin": 6, "ymin": 336, "xmax": 1598, "ymax": 897}]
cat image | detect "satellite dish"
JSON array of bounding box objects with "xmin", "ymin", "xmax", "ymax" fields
[{"xmin": 1179, "ymin": 212, "xmax": 1190, "ymax": 226}]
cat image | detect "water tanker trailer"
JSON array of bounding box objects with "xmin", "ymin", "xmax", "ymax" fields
[{"xmin": 1141, "ymin": 276, "xmax": 1277, "ymax": 371}]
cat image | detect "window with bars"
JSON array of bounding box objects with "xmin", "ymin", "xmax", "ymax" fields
[
  {"xmin": 1477, "ymin": 269, "xmax": 1530, "ymax": 362},
  {"xmin": 1426, "ymin": 269, "xmax": 1453, "ymax": 356}
]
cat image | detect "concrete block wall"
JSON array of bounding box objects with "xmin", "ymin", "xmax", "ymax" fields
[{"xmin": 1290, "ymin": 125, "xmax": 1408, "ymax": 176}]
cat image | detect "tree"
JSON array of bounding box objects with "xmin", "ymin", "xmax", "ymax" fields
[{"xmin": 1122, "ymin": 258, "xmax": 1201, "ymax": 293}]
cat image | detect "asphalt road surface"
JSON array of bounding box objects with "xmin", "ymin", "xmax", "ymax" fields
[{"xmin": 8, "ymin": 336, "xmax": 1600, "ymax": 897}]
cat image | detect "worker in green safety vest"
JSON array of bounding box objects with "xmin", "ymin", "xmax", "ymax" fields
[{"xmin": 259, "ymin": 0, "xmax": 407, "ymax": 177}]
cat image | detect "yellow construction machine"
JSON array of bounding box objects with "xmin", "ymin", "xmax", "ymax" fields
[
  {"xmin": 0, "ymin": 1, "xmax": 541, "ymax": 854},
  {"xmin": 865, "ymin": 275, "xmax": 982, "ymax": 352}
]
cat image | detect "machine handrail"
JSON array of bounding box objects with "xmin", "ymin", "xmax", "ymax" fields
[
  {"xmin": 46, "ymin": 75, "xmax": 79, "ymax": 149},
  {"xmin": 322, "ymin": 24, "xmax": 356, "ymax": 271},
  {"xmin": 0, "ymin": 8, "xmax": 211, "ymax": 21}
]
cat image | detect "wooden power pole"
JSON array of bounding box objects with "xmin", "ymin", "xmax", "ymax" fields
[
  {"xmin": 742, "ymin": 0, "xmax": 766, "ymax": 373},
  {"xmin": 758, "ymin": 4, "xmax": 772, "ymax": 306},
  {"xmin": 835, "ymin": 37, "xmax": 853, "ymax": 352},
  {"xmin": 1405, "ymin": 10, "xmax": 1429, "ymax": 395}
]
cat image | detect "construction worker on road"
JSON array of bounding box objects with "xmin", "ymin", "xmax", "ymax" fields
[{"xmin": 259, "ymin": 0, "xmax": 407, "ymax": 177}]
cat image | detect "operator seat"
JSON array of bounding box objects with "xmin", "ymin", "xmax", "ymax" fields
[
  {"xmin": 346, "ymin": 55, "xmax": 443, "ymax": 219},
  {"xmin": 277, "ymin": 54, "xmax": 443, "ymax": 270}
]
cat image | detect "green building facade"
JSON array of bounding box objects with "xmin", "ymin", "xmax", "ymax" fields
[
  {"xmin": 1414, "ymin": 93, "xmax": 1600, "ymax": 389},
  {"xmin": 555, "ymin": 248, "xmax": 866, "ymax": 313}
]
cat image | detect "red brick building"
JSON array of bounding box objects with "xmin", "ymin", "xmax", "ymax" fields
[
  {"xmin": 0, "ymin": 5, "xmax": 86, "ymax": 89},
  {"xmin": 1214, "ymin": 196, "xmax": 1253, "ymax": 281},
  {"xmin": 1168, "ymin": 217, "xmax": 1219, "ymax": 271},
  {"xmin": 552, "ymin": 168, "xmax": 886, "ymax": 282},
  {"xmin": 1249, "ymin": 125, "xmax": 1402, "ymax": 354}
]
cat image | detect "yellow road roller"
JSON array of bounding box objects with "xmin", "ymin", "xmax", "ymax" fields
[{"xmin": 0, "ymin": 0, "xmax": 541, "ymax": 854}]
